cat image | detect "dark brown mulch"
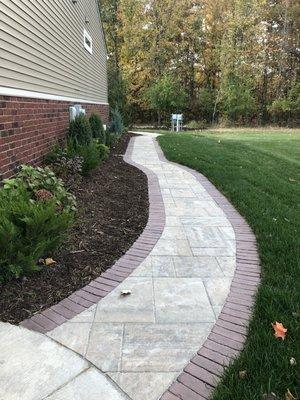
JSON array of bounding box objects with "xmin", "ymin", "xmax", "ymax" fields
[{"xmin": 0, "ymin": 133, "xmax": 149, "ymax": 324}]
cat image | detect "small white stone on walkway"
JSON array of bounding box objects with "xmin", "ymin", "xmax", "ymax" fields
[{"xmin": 94, "ymin": 277, "xmax": 155, "ymax": 323}]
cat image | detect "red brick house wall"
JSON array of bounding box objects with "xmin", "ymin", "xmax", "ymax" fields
[{"xmin": 0, "ymin": 96, "xmax": 109, "ymax": 179}]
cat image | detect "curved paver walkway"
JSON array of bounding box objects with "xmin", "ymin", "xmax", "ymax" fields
[
  {"xmin": 2, "ymin": 133, "xmax": 260, "ymax": 400},
  {"xmin": 48, "ymin": 133, "xmax": 236, "ymax": 400}
]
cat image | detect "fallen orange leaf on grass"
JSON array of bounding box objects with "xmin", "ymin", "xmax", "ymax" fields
[{"xmin": 272, "ymin": 321, "xmax": 287, "ymax": 340}]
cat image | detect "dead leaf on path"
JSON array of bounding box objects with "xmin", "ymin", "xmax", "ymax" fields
[
  {"xmin": 272, "ymin": 321, "xmax": 287, "ymax": 340},
  {"xmin": 285, "ymin": 389, "xmax": 297, "ymax": 400},
  {"xmin": 45, "ymin": 258, "xmax": 57, "ymax": 266},
  {"xmin": 239, "ymin": 370, "xmax": 247, "ymax": 379}
]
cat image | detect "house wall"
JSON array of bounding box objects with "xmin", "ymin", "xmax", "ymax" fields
[
  {"xmin": 0, "ymin": 96, "xmax": 109, "ymax": 179},
  {"xmin": 0, "ymin": 0, "xmax": 108, "ymax": 103},
  {"xmin": 0, "ymin": 0, "xmax": 109, "ymax": 178}
]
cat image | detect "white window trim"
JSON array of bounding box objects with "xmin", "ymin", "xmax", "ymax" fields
[
  {"xmin": 84, "ymin": 29, "xmax": 93, "ymax": 54},
  {"xmin": 0, "ymin": 87, "xmax": 109, "ymax": 105}
]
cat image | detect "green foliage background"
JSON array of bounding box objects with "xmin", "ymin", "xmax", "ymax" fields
[{"xmin": 100, "ymin": 0, "xmax": 300, "ymax": 126}]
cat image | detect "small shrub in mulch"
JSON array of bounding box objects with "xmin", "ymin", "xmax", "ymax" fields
[
  {"xmin": 109, "ymin": 108, "xmax": 125, "ymax": 137},
  {"xmin": 68, "ymin": 113, "xmax": 92, "ymax": 146},
  {"xmin": 89, "ymin": 112, "xmax": 106, "ymax": 144},
  {"xmin": 0, "ymin": 133, "xmax": 149, "ymax": 324},
  {"xmin": 0, "ymin": 166, "xmax": 75, "ymax": 284}
]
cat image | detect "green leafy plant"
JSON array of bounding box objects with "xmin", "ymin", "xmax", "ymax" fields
[
  {"xmin": 220, "ymin": 73, "xmax": 256, "ymax": 123},
  {"xmin": 97, "ymin": 143, "xmax": 110, "ymax": 161},
  {"xmin": 269, "ymin": 82, "xmax": 300, "ymax": 125},
  {"xmin": 3, "ymin": 165, "xmax": 76, "ymax": 213},
  {"xmin": 194, "ymin": 88, "xmax": 217, "ymax": 122},
  {"xmin": 68, "ymin": 113, "xmax": 92, "ymax": 146},
  {"xmin": 186, "ymin": 120, "xmax": 207, "ymax": 130},
  {"xmin": 45, "ymin": 145, "xmax": 83, "ymax": 184},
  {"xmin": 105, "ymin": 132, "xmax": 119, "ymax": 147},
  {"xmin": 76, "ymin": 141, "xmax": 101, "ymax": 176},
  {"xmin": 50, "ymin": 155, "xmax": 83, "ymax": 186},
  {"xmin": 89, "ymin": 113, "xmax": 106, "ymax": 144},
  {"xmin": 0, "ymin": 185, "xmax": 74, "ymax": 283},
  {"xmin": 44, "ymin": 144, "xmax": 65, "ymax": 165},
  {"xmin": 146, "ymin": 75, "xmax": 188, "ymax": 125}
]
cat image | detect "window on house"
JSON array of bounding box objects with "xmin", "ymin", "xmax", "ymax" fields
[{"xmin": 84, "ymin": 29, "xmax": 93, "ymax": 54}]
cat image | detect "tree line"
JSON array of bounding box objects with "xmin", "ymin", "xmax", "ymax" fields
[{"xmin": 100, "ymin": 0, "xmax": 300, "ymax": 126}]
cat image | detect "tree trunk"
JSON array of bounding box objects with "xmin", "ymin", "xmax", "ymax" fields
[
  {"xmin": 260, "ymin": 67, "xmax": 269, "ymax": 125},
  {"xmin": 212, "ymin": 91, "xmax": 220, "ymax": 124}
]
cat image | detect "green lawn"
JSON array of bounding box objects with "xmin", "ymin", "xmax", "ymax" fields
[{"xmin": 157, "ymin": 129, "xmax": 300, "ymax": 400}]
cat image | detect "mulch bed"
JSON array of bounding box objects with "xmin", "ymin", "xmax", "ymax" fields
[{"xmin": 0, "ymin": 133, "xmax": 149, "ymax": 324}]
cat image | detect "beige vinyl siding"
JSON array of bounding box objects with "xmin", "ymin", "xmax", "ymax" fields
[{"xmin": 0, "ymin": 0, "xmax": 108, "ymax": 103}]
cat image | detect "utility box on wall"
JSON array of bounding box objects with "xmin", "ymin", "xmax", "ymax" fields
[{"xmin": 69, "ymin": 104, "xmax": 86, "ymax": 121}]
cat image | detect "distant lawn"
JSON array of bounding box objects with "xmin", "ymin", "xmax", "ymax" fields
[{"xmin": 157, "ymin": 129, "xmax": 300, "ymax": 400}]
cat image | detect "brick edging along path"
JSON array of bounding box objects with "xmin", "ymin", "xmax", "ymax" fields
[
  {"xmin": 20, "ymin": 137, "xmax": 165, "ymax": 333},
  {"xmin": 153, "ymin": 139, "xmax": 261, "ymax": 400},
  {"xmin": 21, "ymin": 134, "xmax": 260, "ymax": 400}
]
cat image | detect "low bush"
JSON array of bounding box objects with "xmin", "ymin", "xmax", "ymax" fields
[
  {"xmin": 45, "ymin": 145, "xmax": 83, "ymax": 185},
  {"xmin": 269, "ymin": 83, "xmax": 300, "ymax": 125},
  {"xmin": 3, "ymin": 165, "xmax": 77, "ymax": 213},
  {"xmin": 0, "ymin": 183, "xmax": 74, "ymax": 283},
  {"xmin": 68, "ymin": 113, "xmax": 92, "ymax": 146},
  {"xmin": 106, "ymin": 132, "xmax": 119, "ymax": 147},
  {"xmin": 75, "ymin": 141, "xmax": 101, "ymax": 176},
  {"xmin": 54, "ymin": 157, "xmax": 83, "ymax": 187},
  {"xmin": 109, "ymin": 108, "xmax": 124, "ymax": 137},
  {"xmin": 46, "ymin": 115, "xmax": 110, "ymax": 180},
  {"xmin": 97, "ymin": 143, "xmax": 110, "ymax": 161},
  {"xmin": 46, "ymin": 140, "xmax": 108, "ymax": 178},
  {"xmin": 89, "ymin": 113, "xmax": 106, "ymax": 144},
  {"xmin": 44, "ymin": 144, "xmax": 65, "ymax": 165},
  {"xmin": 186, "ymin": 120, "xmax": 207, "ymax": 130}
]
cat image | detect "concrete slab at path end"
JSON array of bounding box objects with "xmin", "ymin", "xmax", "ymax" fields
[{"xmin": 0, "ymin": 322, "xmax": 128, "ymax": 400}]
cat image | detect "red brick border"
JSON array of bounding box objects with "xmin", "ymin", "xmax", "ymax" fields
[
  {"xmin": 154, "ymin": 140, "xmax": 261, "ymax": 400},
  {"xmin": 0, "ymin": 96, "xmax": 109, "ymax": 179},
  {"xmin": 20, "ymin": 137, "xmax": 165, "ymax": 334}
]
